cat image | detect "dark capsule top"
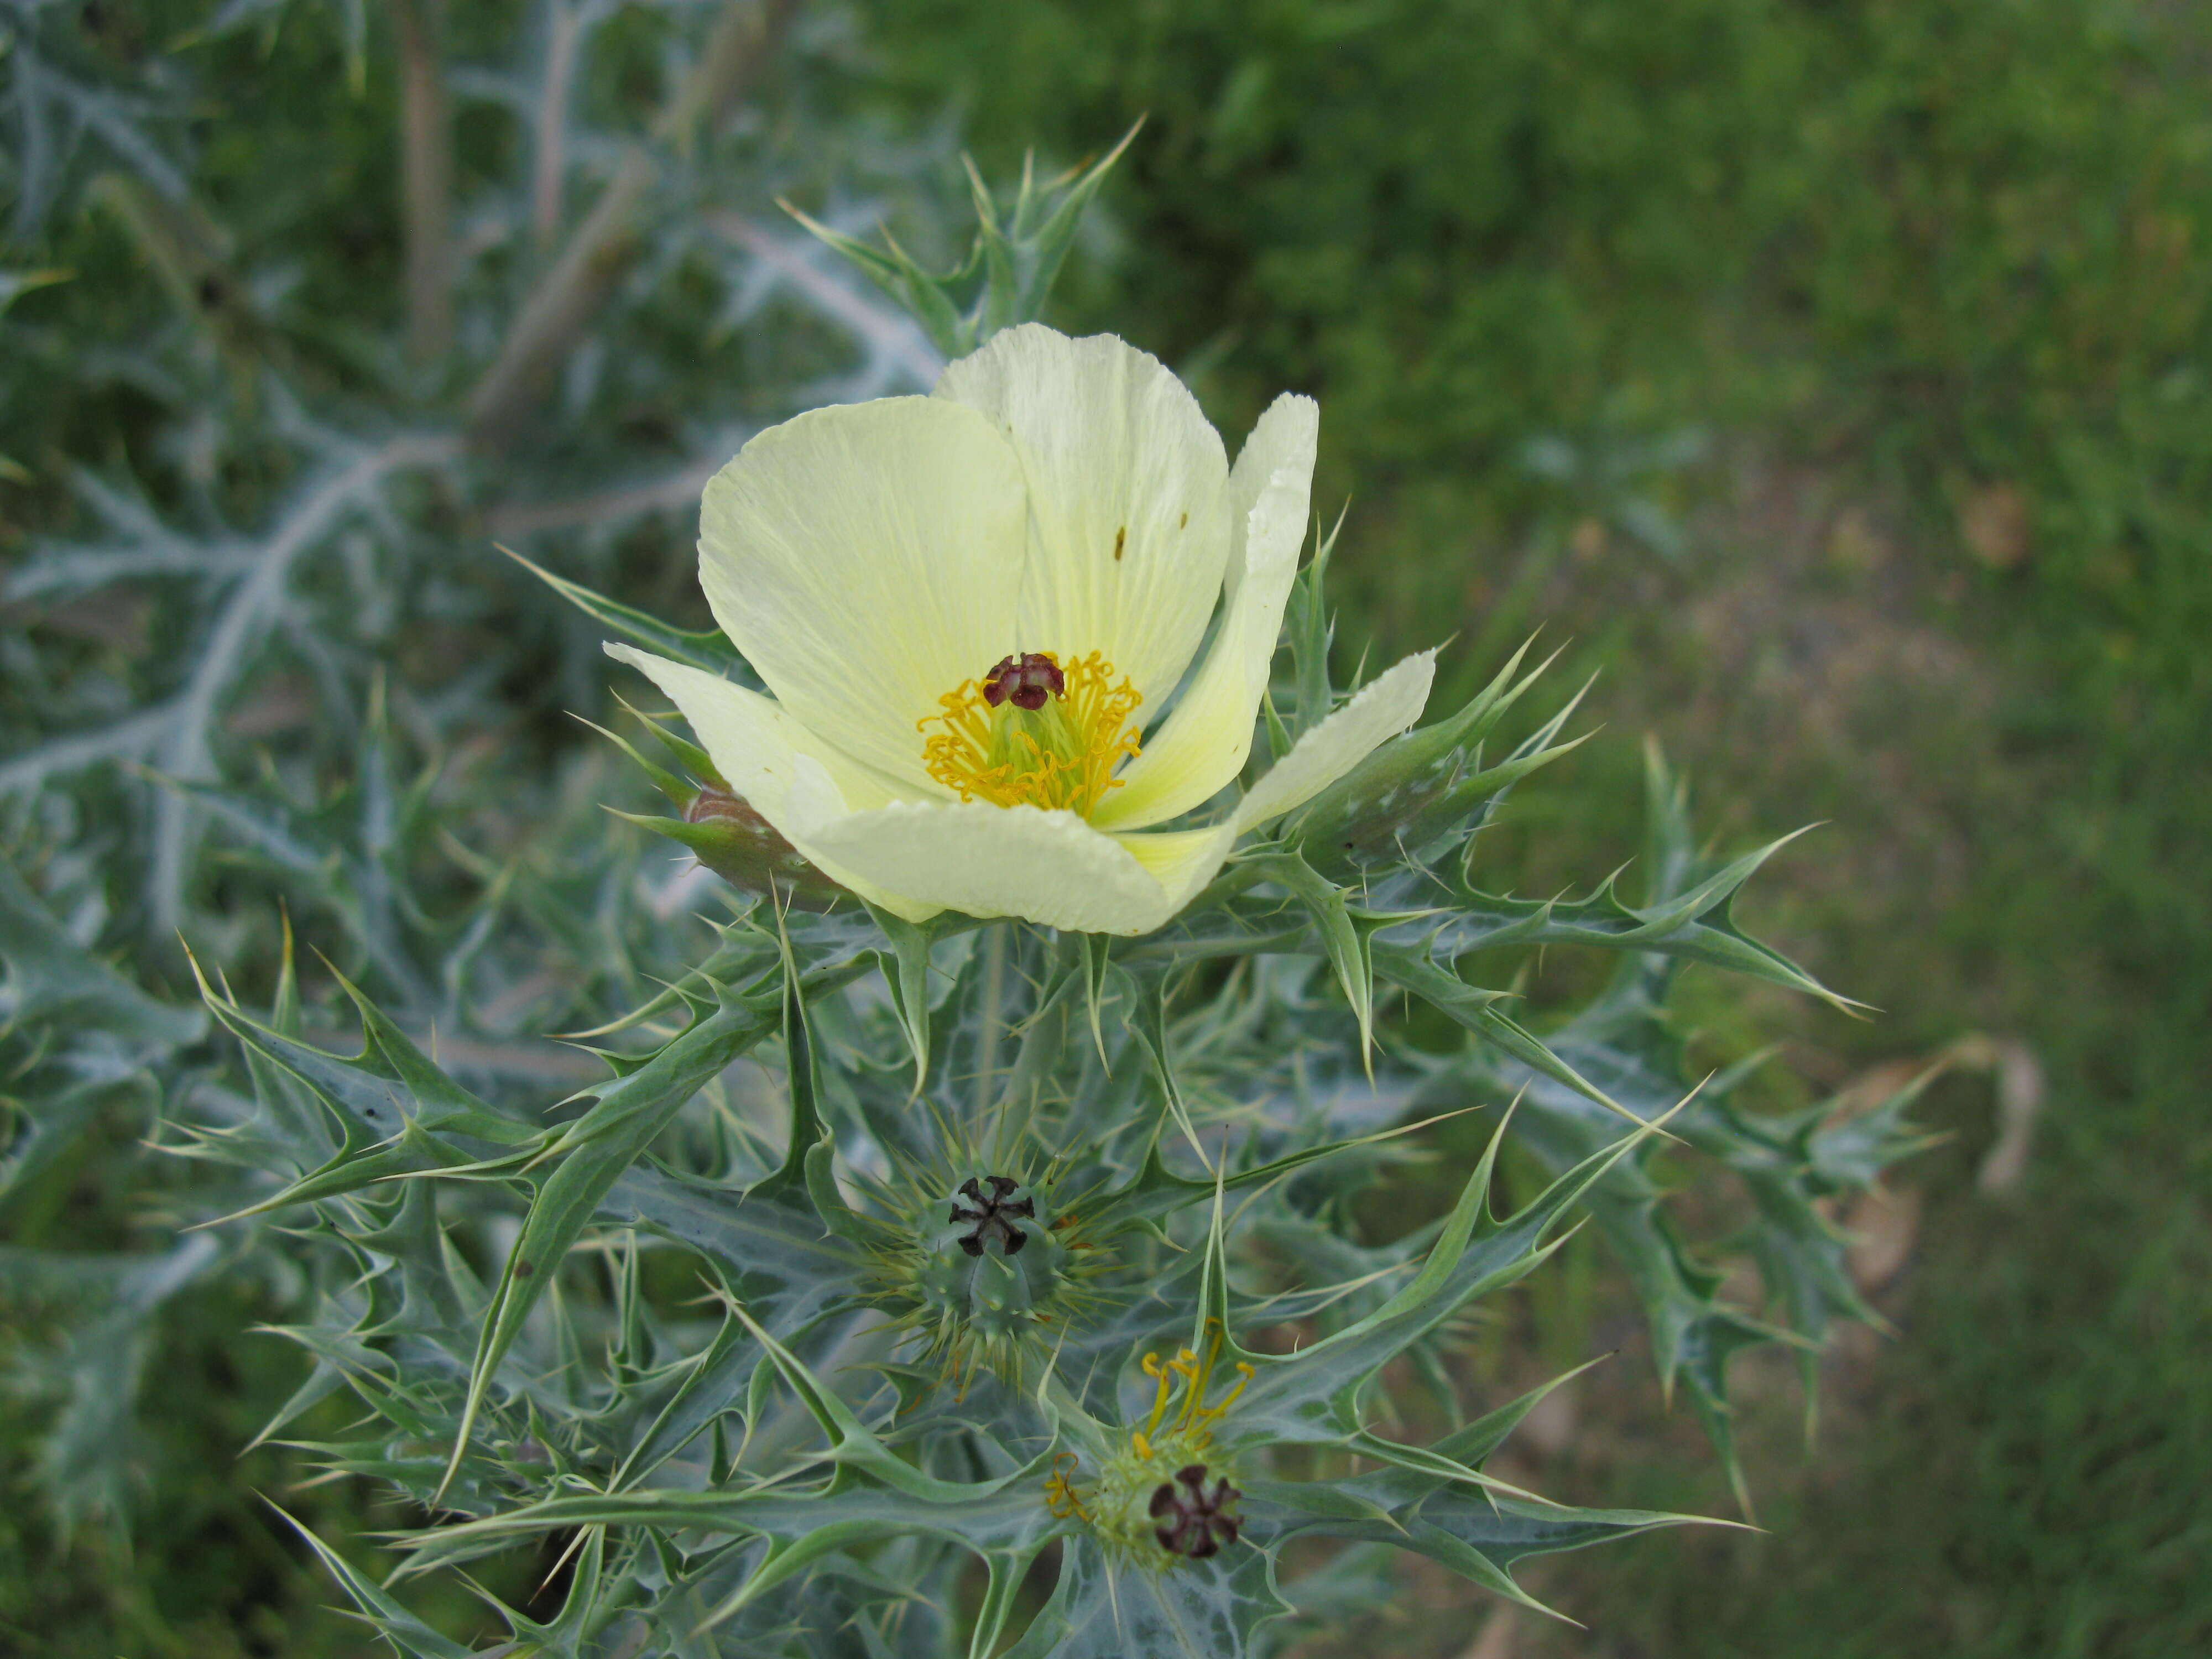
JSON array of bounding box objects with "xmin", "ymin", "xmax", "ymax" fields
[
  {"xmin": 982, "ymin": 653, "xmax": 1066, "ymax": 711},
  {"xmin": 948, "ymin": 1174, "xmax": 1036, "ymax": 1257},
  {"xmin": 1149, "ymin": 1463, "xmax": 1243, "ymax": 1559}
]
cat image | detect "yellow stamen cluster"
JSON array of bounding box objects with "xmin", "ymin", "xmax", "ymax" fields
[
  {"xmin": 919, "ymin": 651, "xmax": 1141, "ymax": 817},
  {"xmin": 1045, "ymin": 1320, "xmax": 1255, "ymax": 1550},
  {"xmin": 1130, "ymin": 1326, "xmax": 1253, "ymax": 1464}
]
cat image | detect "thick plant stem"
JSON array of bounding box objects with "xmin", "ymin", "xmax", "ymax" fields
[
  {"xmin": 974, "ymin": 924, "xmax": 1006, "ymax": 1118},
  {"xmin": 387, "ymin": 0, "xmax": 453, "ymax": 366},
  {"xmin": 466, "ymin": 0, "xmax": 801, "ymax": 450}
]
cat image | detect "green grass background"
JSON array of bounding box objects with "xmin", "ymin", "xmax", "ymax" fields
[{"xmin": 8, "ymin": 0, "xmax": 2210, "ymax": 1652}]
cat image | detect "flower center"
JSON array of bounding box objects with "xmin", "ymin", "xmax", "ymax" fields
[
  {"xmin": 920, "ymin": 650, "xmax": 1141, "ymax": 817},
  {"xmin": 1149, "ymin": 1463, "xmax": 1243, "ymax": 1559},
  {"xmin": 947, "ymin": 1173, "xmax": 1035, "ymax": 1258},
  {"xmin": 1043, "ymin": 1319, "xmax": 1255, "ymax": 1564}
]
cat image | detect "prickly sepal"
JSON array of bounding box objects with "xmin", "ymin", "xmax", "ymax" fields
[
  {"xmin": 1285, "ymin": 637, "xmax": 1583, "ymax": 879},
  {"xmin": 590, "ymin": 698, "xmax": 847, "ymax": 906},
  {"xmin": 670, "ymin": 787, "xmax": 844, "ymax": 906}
]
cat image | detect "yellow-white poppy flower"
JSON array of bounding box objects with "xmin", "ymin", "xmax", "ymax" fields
[{"xmin": 609, "ymin": 324, "xmax": 1434, "ymax": 935}]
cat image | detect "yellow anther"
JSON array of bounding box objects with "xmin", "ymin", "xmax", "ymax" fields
[
  {"xmin": 1045, "ymin": 1451, "xmax": 1090, "ymax": 1520},
  {"xmin": 1213, "ymin": 1361, "xmax": 1255, "ymax": 1418},
  {"xmin": 919, "ymin": 651, "xmax": 1141, "ymax": 817},
  {"xmin": 1142, "ymin": 1350, "xmax": 1178, "ymax": 1438}
]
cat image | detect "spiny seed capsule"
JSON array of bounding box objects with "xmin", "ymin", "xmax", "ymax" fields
[
  {"xmin": 915, "ymin": 1171, "xmax": 1073, "ymax": 1352},
  {"xmin": 948, "ymin": 1174, "xmax": 1034, "ymax": 1256},
  {"xmin": 1149, "ymin": 1463, "xmax": 1243, "ymax": 1559}
]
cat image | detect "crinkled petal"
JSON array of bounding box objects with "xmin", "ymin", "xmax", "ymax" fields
[
  {"xmin": 1232, "ymin": 649, "xmax": 1437, "ymax": 834},
  {"xmin": 1113, "ymin": 823, "xmax": 1241, "ymax": 916},
  {"xmin": 1089, "ymin": 393, "xmax": 1318, "ymax": 831},
  {"xmin": 696, "ymin": 397, "xmax": 1029, "ymax": 792},
  {"xmin": 935, "ymin": 325, "xmax": 1230, "ymax": 707},
  {"xmin": 797, "ymin": 800, "xmax": 1191, "ymax": 935},
  {"xmin": 606, "ymin": 644, "xmax": 940, "ymax": 922}
]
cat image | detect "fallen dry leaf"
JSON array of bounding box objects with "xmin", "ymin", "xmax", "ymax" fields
[
  {"xmin": 1959, "ymin": 482, "xmax": 2031, "ymax": 570},
  {"xmin": 1845, "ymin": 1185, "xmax": 1922, "ymax": 1292}
]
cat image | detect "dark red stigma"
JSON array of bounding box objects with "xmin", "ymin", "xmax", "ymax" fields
[
  {"xmin": 1149, "ymin": 1463, "xmax": 1243, "ymax": 1559},
  {"xmin": 982, "ymin": 653, "xmax": 1065, "ymax": 712}
]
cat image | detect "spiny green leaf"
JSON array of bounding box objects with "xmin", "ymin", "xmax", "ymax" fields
[
  {"xmin": 1001, "ymin": 1535, "xmax": 1290, "ymax": 1659},
  {"xmin": 0, "ymin": 850, "xmax": 203, "ymax": 1044},
  {"xmin": 787, "ymin": 122, "xmax": 1140, "ymax": 359},
  {"xmin": 505, "ymin": 545, "xmax": 748, "ymax": 679}
]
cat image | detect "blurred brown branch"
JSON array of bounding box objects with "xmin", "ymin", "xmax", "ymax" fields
[
  {"xmin": 531, "ymin": 1, "xmax": 587, "ymax": 249},
  {"xmin": 387, "ymin": 0, "xmax": 454, "ymax": 364},
  {"xmin": 466, "ymin": 0, "xmax": 801, "ymax": 451}
]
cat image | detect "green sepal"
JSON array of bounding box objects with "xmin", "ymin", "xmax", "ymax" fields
[
  {"xmin": 1286, "ymin": 637, "xmax": 1579, "ymax": 878},
  {"xmin": 1281, "ymin": 510, "xmax": 1344, "ymax": 741},
  {"xmin": 615, "ymin": 692, "xmax": 724, "ymax": 786},
  {"xmin": 573, "ymin": 712, "xmax": 693, "ymax": 808},
  {"xmin": 504, "ymin": 545, "xmax": 747, "ymax": 678},
  {"xmin": 608, "ymin": 808, "xmax": 844, "ymax": 909}
]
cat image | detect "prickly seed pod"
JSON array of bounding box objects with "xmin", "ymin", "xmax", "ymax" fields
[
  {"xmin": 860, "ymin": 1159, "xmax": 1106, "ymax": 1390},
  {"xmin": 916, "ymin": 1172, "xmax": 1071, "ymax": 1344}
]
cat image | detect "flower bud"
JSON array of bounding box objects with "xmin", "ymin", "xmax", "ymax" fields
[{"xmin": 620, "ymin": 785, "xmax": 846, "ymax": 908}]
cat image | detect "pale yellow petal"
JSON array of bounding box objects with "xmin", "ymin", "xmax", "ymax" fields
[
  {"xmin": 1113, "ymin": 824, "xmax": 1241, "ymax": 917},
  {"xmin": 605, "ymin": 644, "xmax": 940, "ymax": 921},
  {"xmin": 1232, "ymin": 649, "xmax": 1437, "ymax": 834},
  {"xmin": 935, "ymin": 325, "xmax": 1229, "ymax": 707},
  {"xmin": 696, "ymin": 397, "xmax": 1029, "ymax": 793},
  {"xmin": 799, "ymin": 799, "xmax": 1187, "ymax": 935},
  {"xmin": 1089, "ymin": 392, "xmax": 1318, "ymax": 831}
]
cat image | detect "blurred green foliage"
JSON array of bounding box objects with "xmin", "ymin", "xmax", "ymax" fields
[
  {"xmin": 884, "ymin": 0, "xmax": 2212, "ymax": 696},
  {"xmin": 865, "ymin": 1, "xmax": 2212, "ymax": 1653}
]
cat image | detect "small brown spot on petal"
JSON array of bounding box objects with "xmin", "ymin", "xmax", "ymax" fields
[
  {"xmin": 1113, "ymin": 525, "xmax": 1126, "ymax": 561},
  {"xmin": 1178, "ymin": 511, "xmax": 1188, "ymax": 529}
]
